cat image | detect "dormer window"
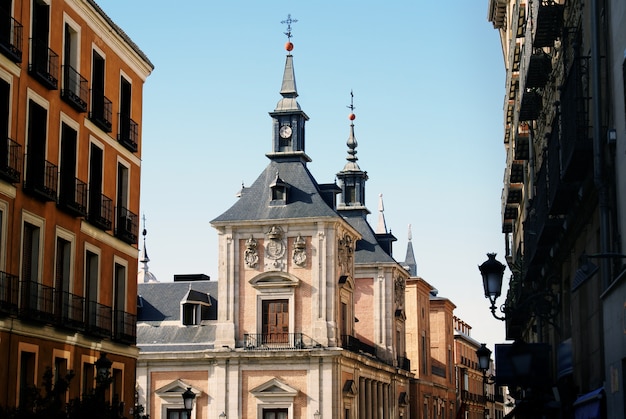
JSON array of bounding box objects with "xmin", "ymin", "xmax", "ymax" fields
[
  {"xmin": 180, "ymin": 287, "xmax": 212, "ymax": 326},
  {"xmin": 270, "ymin": 172, "xmax": 289, "ymax": 206}
]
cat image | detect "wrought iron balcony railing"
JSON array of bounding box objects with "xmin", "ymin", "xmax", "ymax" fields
[
  {"xmin": 118, "ymin": 113, "xmax": 138, "ymax": 152},
  {"xmin": 115, "ymin": 206, "xmax": 138, "ymax": 244},
  {"xmin": 19, "ymin": 279, "xmax": 55, "ymax": 321},
  {"xmin": 0, "ymin": 271, "xmax": 19, "ymax": 315},
  {"xmin": 86, "ymin": 300, "xmax": 112, "ymax": 338},
  {"xmin": 243, "ymin": 332, "xmax": 321, "ymax": 350},
  {"xmin": 341, "ymin": 334, "xmax": 377, "ymax": 357},
  {"xmin": 397, "ymin": 355, "xmax": 411, "ymax": 371},
  {"xmin": 23, "ymin": 158, "xmax": 58, "ymax": 201},
  {"xmin": 114, "ymin": 310, "xmax": 137, "ymax": 344},
  {"xmin": 88, "ymin": 192, "xmax": 112, "ymax": 231},
  {"xmin": 28, "ymin": 38, "xmax": 58, "ymax": 89},
  {"xmin": 61, "ymin": 65, "xmax": 88, "ymax": 112},
  {"xmin": 58, "ymin": 177, "xmax": 88, "ymax": 217},
  {"xmin": 89, "ymin": 90, "xmax": 112, "ymax": 132},
  {"xmin": 0, "ymin": 137, "xmax": 21, "ymax": 184},
  {"xmin": 0, "ymin": 10, "xmax": 22, "ymax": 62},
  {"xmin": 55, "ymin": 290, "xmax": 85, "ymax": 330}
]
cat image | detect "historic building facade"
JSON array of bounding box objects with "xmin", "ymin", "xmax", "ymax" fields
[
  {"xmin": 0, "ymin": 0, "xmax": 152, "ymax": 413},
  {"xmin": 136, "ymin": 29, "xmax": 413, "ymax": 418},
  {"xmin": 487, "ymin": 0, "xmax": 626, "ymax": 417}
]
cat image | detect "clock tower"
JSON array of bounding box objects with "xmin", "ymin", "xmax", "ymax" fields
[{"xmin": 267, "ymin": 21, "xmax": 310, "ymax": 162}]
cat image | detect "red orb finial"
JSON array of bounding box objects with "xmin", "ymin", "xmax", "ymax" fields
[
  {"xmin": 349, "ymin": 113, "xmax": 356, "ymax": 121},
  {"xmin": 285, "ymin": 41, "xmax": 294, "ymax": 51}
]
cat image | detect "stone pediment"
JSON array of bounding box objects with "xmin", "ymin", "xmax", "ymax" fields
[
  {"xmin": 155, "ymin": 379, "xmax": 200, "ymax": 401},
  {"xmin": 250, "ymin": 378, "xmax": 299, "ymax": 401},
  {"xmin": 249, "ymin": 271, "xmax": 300, "ymax": 289}
]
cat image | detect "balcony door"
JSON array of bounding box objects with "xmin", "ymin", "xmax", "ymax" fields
[{"xmin": 262, "ymin": 299, "xmax": 288, "ymax": 344}]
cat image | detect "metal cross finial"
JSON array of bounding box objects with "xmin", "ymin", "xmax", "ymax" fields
[
  {"xmin": 142, "ymin": 213, "xmax": 147, "ymax": 237},
  {"xmin": 347, "ymin": 90, "xmax": 356, "ymax": 113},
  {"xmin": 281, "ymin": 14, "xmax": 298, "ymax": 41}
]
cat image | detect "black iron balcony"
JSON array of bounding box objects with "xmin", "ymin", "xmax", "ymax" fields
[
  {"xmin": 19, "ymin": 279, "xmax": 55, "ymax": 322},
  {"xmin": 88, "ymin": 192, "xmax": 113, "ymax": 231},
  {"xmin": 398, "ymin": 355, "xmax": 411, "ymax": 371},
  {"xmin": 0, "ymin": 271, "xmax": 19, "ymax": 315},
  {"xmin": 525, "ymin": 52, "xmax": 552, "ymax": 89},
  {"xmin": 0, "ymin": 10, "xmax": 22, "ymax": 62},
  {"xmin": 86, "ymin": 300, "xmax": 112, "ymax": 337},
  {"xmin": 28, "ymin": 38, "xmax": 58, "ymax": 89},
  {"xmin": 0, "ymin": 137, "xmax": 21, "ymax": 184},
  {"xmin": 58, "ymin": 177, "xmax": 88, "ymax": 217},
  {"xmin": 341, "ymin": 334, "xmax": 377, "ymax": 357},
  {"xmin": 118, "ymin": 113, "xmax": 138, "ymax": 152},
  {"xmin": 55, "ymin": 290, "xmax": 85, "ymax": 330},
  {"xmin": 514, "ymin": 130, "xmax": 529, "ymax": 161},
  {"xmin": 243, "ymin": 332, "xmax": 307, "ymax": 350},
  {"xmin": 23, "ymin": 158, "xmax": 58, "ymax": 201},
  {"xmin": 560, "ymin": 56, "xmax": 591, "ymax": 182},
  {"xmin": 547, "ymin": 124, "xmax": 576, "ymax": 216},
  {"xmin": 114, "ymin": 310, "xmax": 136, "ymax": 344},
  {"xmin": 533, "ymin": 0, "xmax": 564, "ymax": 48},
  {"xmin": 61, "ymin": 65, "xmax": 88, "ymax": 112},
  {"xmin": 115, "ymin": 206, "xmax": 138, "ymax": 244},
  {"xmin": 519, "ymin": 90, "xmax": 542, "ymax": 121},
  {"xmin": 89, "ymin": 90, "xmax": 112, "ymax": 132}
]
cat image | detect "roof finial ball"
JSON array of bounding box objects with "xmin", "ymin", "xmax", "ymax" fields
[{"xmin": 281, "ymin": 14, "xmax": 297, "ymax": 52}]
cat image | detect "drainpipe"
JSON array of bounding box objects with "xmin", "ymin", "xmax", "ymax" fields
[{"xmin": 590, "ymin": 0, "xmax": 612, "ymax": 290}]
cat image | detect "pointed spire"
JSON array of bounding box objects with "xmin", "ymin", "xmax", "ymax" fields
[
  {"xmin": 137, "ymin": 214, "xmax": 158, "ymax": 283},
  {"xmin": 404, "ymin": 224, "xmax": 418, "ymax": 276},
  {"xmin": 275, "ymin": 15, "xmax": 301, "ymax": 112},
  {"xmin": 376, "ymin": 194, "xmax": 388, "ymax": 234},
  {"xmin": 343, "ymin": 90, "xmax": 360, "ymax": 171}
]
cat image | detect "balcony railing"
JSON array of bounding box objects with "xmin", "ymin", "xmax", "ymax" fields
[
  {"xmin": 89, "ymin": 91, "xmax": 112, "ymax": 132},
  {"xmin": 115, "ymin": 206, "xmax": 138, "ymax": 244},
  {"xmin": 398, "ymin": 355, "xmax": 411, "ymax": 371},
  {"xmin": 28, "ymin": 38, "xmax": 58, "ymax": 89},
  {"xmin": 23, "ymin": 158, "xmax": 58, "ymax": 201},
  {"xmin": 61, "ymin": 65, "xmax": 88, "ymax": 112},
  {"xmin": 341, "ymin": 334, "xmax": 377, "ymax": 357},
  {"xmin": 118, "ymin": 113, "xmax": 138, "ymax": 152},
  {"xmin": 86, "ymin": 300, "xmax": 112, "ymax": 337},
  {"xmin": 243, "ymin": 332, "xmax": 320, "ymax": 350},
  {"xmin": 114, "ymin": 310, "xmax": 136, "ymax": 344},
  {"xmin": 58, "ymin": 177, "xmax": 88, "ymax": 217},
  {"xmin": 56, "ymin": 290, "xmax": 85, "ymax": 330},
  {"xmin": 0, "ymin": 137, "xmax": 21, "ymax": 184},
  {"xmin": 19, "ymin": 279, "xmax": 55, "ymax": 322},
  {"xmin": 88, "ymin": 192, "xmax": 112, "ymax": 231},
  {"xmin": 0, "ymin": 10, "xmax": 22, "ymax": 62},
  {"xmin": 0, "ymin": 271, "xmax": 19, "ymax": 315}
]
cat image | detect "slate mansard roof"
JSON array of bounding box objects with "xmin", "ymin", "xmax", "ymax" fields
[
  {"xmin": 137, "ymin": 280, "xmax": 218, "ymax": 353},
  {"xmin": 211, "ymin": 159, "xmax": 342, "ymax": 224}
]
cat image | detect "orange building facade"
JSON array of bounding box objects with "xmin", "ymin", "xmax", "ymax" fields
[{"xmin": 0, "ymin": 0, "xmax": 152, "ymax": 413}]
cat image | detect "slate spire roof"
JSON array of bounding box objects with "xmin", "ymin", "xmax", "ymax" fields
[
  {"xmin": 137, "ymin": 217, "xmax": 158, "ymax": 283},
  {"xmin": 403, "ymin": 224, "xmax": 418, "ymax": 276}
]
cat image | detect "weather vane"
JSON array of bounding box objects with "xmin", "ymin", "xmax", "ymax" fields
[
  {"xmin": 281, "ymin": 14, "xmax": 298, "ymax": 41},
  {"xmin": 347, "ymin": 90, "xmax": 356, "ymax": 113}
]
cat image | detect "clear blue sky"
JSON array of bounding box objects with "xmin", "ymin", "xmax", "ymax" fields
[{"xmin": 98, "ymin": 1, "xmax": 510, "ymax": 350}]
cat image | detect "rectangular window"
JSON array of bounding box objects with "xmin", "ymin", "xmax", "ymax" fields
[
  {"xmin": 53, "ymin": 356, "xmax": 68, "ymax": 389},
  {"xmin": 167, "ymin": 408, "xmax": 189, "ymax": 419},
  {"xmin": 88, "ymin": 143, "xmax": 111, "ymax": 230},
  {"xmin": 59, "ymin": 123, "xmax": 86, "ymax": 214},
  {"xmin": 25, "ymin": 99, "xmax": 47, "ymax": 191},
  {"xmin": 82, "ymin": 361, "xmax": 94, "ymax": 395},
  {"xmin": 182, "ymin": 303, "xmax": 197, "ymax": 326},
  {"xmin": 90, "ymin": 51, "xmax": 111, "ymax": 131},
  {"xmin": 340, "ymin": 301, "xmax": 348, "ymax": 337},
  {"xmin": 262, "ymin": 299, "xmax": 289, "ymax": 344},
  {"xmin": 263, "ymin": 408, "xmax": 288, "ymax": 419},
  {"xmin": 22, "ymin": 222, "xmax": 40, "ymax": 284},
  {"xmin": 19, "ymin": 351, "xmax": 36, "ymax": 407},
  {"xmin": 0, "ymin": 77, "xmax": 19, "ymax": 183},
  {"xmin": 111, "ymin": 367, "xmax": 122, "ymax": 404},
  {"xmin": 54, "ymin": 236, "xmax": 71, "ymax": 317},
  {"xmin": 345, "ymin": 185, "xmax": 356, "ymax": 204},
  {"xmin": 421, "ymin": 334, "xmax": 427, "ymax": 374},
  {"xmin": 118, "ymin": 76, "xmax": 136, "ymax": 151}
]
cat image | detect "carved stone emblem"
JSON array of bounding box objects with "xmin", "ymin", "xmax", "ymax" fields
[
  {"xmin": 394, "ymin": 276, "xmax": 406, "ymax": 306},
  {"xmin": 244, "ymin": 236, "xmax": 259, "ymax": 268},
  {"xmin": 338, "ymin": 233, "xmax": 354, "ymax": 278},
  {"xmin": 293, "ymin": 234, "xmax": 307, "ymax": 267},
  {"xmin": 265, "ymin": 225, "xmax": 285, "ymax": 270}
]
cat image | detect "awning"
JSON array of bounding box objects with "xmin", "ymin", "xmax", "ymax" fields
[{"xmin": 573, "ymin": 387, "xmax": 604, "ymax": 419}]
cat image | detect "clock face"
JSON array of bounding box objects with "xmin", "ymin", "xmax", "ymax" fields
[{"xmin": 279, "ymin": 125, "xmax": 292, "ymax": 139}]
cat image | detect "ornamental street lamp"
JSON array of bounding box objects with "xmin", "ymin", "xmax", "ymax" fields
[
  {"xmin": 181, "ymin": 387, "xmax": 195, "ymax": 419},
  {"xmin": 219, "ymin": 412, "xmax": 226, "ymax": 419},
  {"xmin": 313, "ymin": 410, "xmax": 321, "ymax": 419},
  {"xmin": 478, "ymin": 253, "xmax": 507, "ymax": 321}
]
